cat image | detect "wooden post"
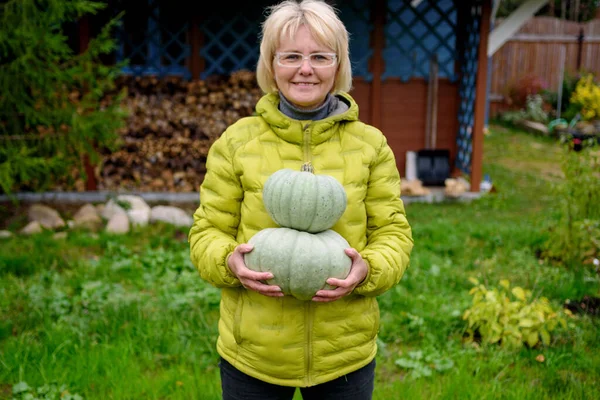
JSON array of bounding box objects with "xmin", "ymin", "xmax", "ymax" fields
[
  {"xmin": 190, "ymin": 15, "xmax": 203, "ymax": 80},
  {"xmin": 79, "ymin": 16, "xmax": 98, "ymax": 191},
  {"xmin": 576, "ymin": 27, "xmax": 584, "ymax": 70},
  {"xmin": 470, "ymin": 0, "xmax": 492, "ymax": 193},
  {"xmin": 369, "ymin": 0, "xmax": 385, "ymax": 129}
]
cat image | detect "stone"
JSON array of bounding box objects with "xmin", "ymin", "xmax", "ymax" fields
[
  {"xmin": 21, "ymin": 221, "xmax": 43, "ymax": 235},
  {"xmin": 517, "ymin": 120, "xmax": 549, "ymax": 136},
  {"xmin": 150, "ymin": 205, "xmax": 194, "ymax": 227},
  {"xmin": 95, "ymin": 203, "xmax": 105, "ymax": 216},
  {"xmin": 0, "ymin": 230, "xmax": 13, "ymax": 239},
  {"xmin": 53, "ymin": 232, "xmax": 68, "ymax": 240},
  {"xmin": 28, "ymin": 204, "xmax": 65, "ymax": 229},
  {"xmin": 73, "ymin": 204, "xmax": 103, "ymax": 231},
  {"xmin": 105, "ymin": 195, "xmax": 151, "ymax": 226},
  {"xmin": 102, "ymin": 200, "xmax": 127, "ymax": 220},
  {"xmin": 106, "ymin": 213, "xmax": 130, "ymax": 234},
  {"xmin": 120, "ymin": 195, "xmax": 151, "ymax": 226}
]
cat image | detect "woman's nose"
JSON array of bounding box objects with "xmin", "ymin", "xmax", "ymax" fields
[{"xmin": 298, "ymin": 59, "xmax": 313, "ymax": 74}]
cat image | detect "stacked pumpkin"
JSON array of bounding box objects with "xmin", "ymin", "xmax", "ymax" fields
[{"xmin": 244, "ymin": 165, "xmax": 352, "ymax": 301}]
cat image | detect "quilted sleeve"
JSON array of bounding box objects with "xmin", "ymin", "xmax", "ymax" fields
[
  {"xmin": 188, "ymin": 132, "xmax": 243, "ymax": 288},
  {"xmin": 353, "ymin": 134, "xmax": 414, "ymax": 297}
]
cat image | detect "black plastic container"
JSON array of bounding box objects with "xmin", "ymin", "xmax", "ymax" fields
[{"xmin": 416, "ymin": 149, "xmax": 450, "ymax": 186}]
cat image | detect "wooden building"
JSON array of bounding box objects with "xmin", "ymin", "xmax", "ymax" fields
[{"xmin": 80, "ymin": 0, "xmax": 494, "ymax": 191}]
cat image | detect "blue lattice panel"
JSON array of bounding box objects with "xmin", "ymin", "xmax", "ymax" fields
[
  {"xmin": 383, "ymin": 0, "xmax": 457, "ymax": 82},
  {"xmin": 199, "ymin": 2, "xmax": 373, "ymax": 81},
  {"xmin": 339, "ymin": 0, "xmax": 373, "ymax": 81},
  {"xmin": 115, "ymin": 0, "xmax": 191, "ymax": 79},
  {"xmin": 456, "ymin": 2, "xmax": 482, "ymax": 175},
  {"xmin": 199, "ymin": 13, "xmax": 261, "ymax": 79}
]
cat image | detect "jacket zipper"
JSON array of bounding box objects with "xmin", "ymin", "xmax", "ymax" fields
[
  {"xmin": 302, "ymin": 123, "xmax": 313, "ymax": 172},
  {"xmin": 305, "ymin": 301, "xmax": 313, "ymax": 386}
]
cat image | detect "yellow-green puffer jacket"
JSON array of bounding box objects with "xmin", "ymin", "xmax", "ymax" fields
[{"xmin": 188, "ymin": 91, "xmax": 413, "ymax": 387}]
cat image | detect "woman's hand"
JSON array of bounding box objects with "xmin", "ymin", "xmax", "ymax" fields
[
  {"xmin": 312, "ymin": 248, "xmax": 368, "ymax": 302},
  {"xmin": 228, "ymin": 244, "xmax": 284, "ymax": 297}
]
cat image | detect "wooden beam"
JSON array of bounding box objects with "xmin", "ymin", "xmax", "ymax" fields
[
  {"xmin": 190, "ymin": 15, "xmax": 203, "ymax": 80},
  {"xmin": 507, "ymin": 33, "xmax": 600, "ymax": 43},
  {"xmin": 79, "ymin": 16, "xmax": 90, "ymax": 52},
  {"xmin": 78, "ymin": 16, "xmax": 97, "ymax": 191},
  {"xmin": 369, "ymin": 0, "xmax": 385, "ymax": 129},
  {"xmin": 488, "ymin": 0, "xmax": 549, "ymax": 56},
  {"xmin": 471, "ymin": 0, "xmax": 492, "ymax": 193}
]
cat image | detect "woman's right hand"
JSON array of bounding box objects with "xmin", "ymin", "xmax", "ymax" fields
[{"xmin": 228, "ymin": 244, "xmax": 284, "ymax": 297}]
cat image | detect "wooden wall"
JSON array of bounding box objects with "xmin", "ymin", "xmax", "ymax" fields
[
  {"xmin": 489, "ymin": 16, "xmax": 600, "ymax": 117},
  {"xmin": 351, "ymin": 78, "xmax": 459, "ymax": 178}
]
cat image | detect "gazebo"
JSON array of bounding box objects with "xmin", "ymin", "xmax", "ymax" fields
[{"xmin": 79, "ymin": 0, "xmax": 509, "ymax": 191}]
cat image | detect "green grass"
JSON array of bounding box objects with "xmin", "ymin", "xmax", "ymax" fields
[{"xmin": 1, "ymin": 125, "xmax": 599, "ymax": 399}]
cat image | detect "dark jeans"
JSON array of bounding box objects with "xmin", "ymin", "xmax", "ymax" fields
[{"xmin": 219, "ymin": 357, "xmax": 376, "ymax": 400}]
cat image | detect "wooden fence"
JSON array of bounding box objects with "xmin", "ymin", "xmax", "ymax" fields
[{"xmin": 489, "ymin": 16, "xmax": 600, "ymax": 117}]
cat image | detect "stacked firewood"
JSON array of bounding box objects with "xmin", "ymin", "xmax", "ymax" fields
[{"xmin": 98, "ymin": 70, "xmax": 262, "ymax": 192}]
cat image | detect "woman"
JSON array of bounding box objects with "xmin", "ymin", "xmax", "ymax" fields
[{"xmin": 188, "ymin": 1, "xmax": 413, "ymax": 398}]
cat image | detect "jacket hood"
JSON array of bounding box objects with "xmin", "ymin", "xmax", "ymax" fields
[{"xmin": 255, "ymin": 91, "xmax": 360, "ymax": 145}]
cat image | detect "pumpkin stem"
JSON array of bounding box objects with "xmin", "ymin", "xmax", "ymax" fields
[{"xmin": 301, "ymin": 162, "xmax": 314, "ymax": 173}]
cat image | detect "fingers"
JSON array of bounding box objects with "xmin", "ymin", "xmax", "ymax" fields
[
  {"xmin": 229, "ymin": 243, "xmax": 283, "ymax": 297},
  {"xmin": 236, "ymin": 265, "xmax": 283, "ymax": 296},
  {"xmin": 313, "ymin": 286, "xmax": 349, "ymax": 302},
  {"xmin": 236, "ymin": 243, "xmax": 254, "ymax": 254},
  {"xmin": 344, "ymin": 247, "xmax": 360, "ymax": 259},
  {"xmin": 241, "ymin": 277, "xmax": 283, "ymax": 296},
  {"xmin": 237, "ymin": 266, "xmax": 274, "ymax": 282},
  {"xmin": 314, "ymin": 248, "xmax": 367, "ymax": 302}
]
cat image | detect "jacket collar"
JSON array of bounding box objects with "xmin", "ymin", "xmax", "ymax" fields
[{"xmin": 255, "ymin": 92, "xmax": 359, "ymax": 145}]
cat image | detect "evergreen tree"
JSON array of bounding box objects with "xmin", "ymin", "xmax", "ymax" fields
[{"xmin": 0, "ymin": 0, "xmax": 127, "ymax": 195}]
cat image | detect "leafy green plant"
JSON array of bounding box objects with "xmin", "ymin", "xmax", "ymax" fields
[
  {"xmin": 542, "ymin": 139, "xmax": 600, "ymax": 265},
  {"xmin": 499, "ymin": 94, "xmax": 549, "ymax": 124},
  {"xmin": 12, "ymin": 381, "xmax": 82, "ymax": 400},
  {"xmin": 0, "ymin": 0, "xmax": 128, "ymax": 195},
  {"xmin": 463, "ymin": 278, "xmax": 568, "ymax": 349},
  {"xmin": 541, "ymin": 71, "xmax": 580, "ymax": 119},
  {"xmin": 524, "ymin": 94, "xmax": 549, "ymax": 123},
  {"xmin": 395, "ymin": 348, "xmax": 455, "ymax": 379}
]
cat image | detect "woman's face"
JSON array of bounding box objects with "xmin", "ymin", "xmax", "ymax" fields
[{"xmin": 273, "ymin": 25, "xmax": 337, "ymax": 110}]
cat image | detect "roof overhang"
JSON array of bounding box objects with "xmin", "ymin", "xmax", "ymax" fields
[{"xmin": 488, "ymin": 0, "xmax": 549, "ymax": 56}]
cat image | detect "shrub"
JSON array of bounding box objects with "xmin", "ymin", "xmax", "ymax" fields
[
  {"xmin": 569, "ymin": 73, "xmax": 600, "ymax": 121},
  {"xmin": 0, "ymin": 0, "xmax": 128, "ymax": 195},
  {"xmin": 542, "ymin": 139, "xmax": 600, "ymax": 265},
  {"xmin": 463, "ymin": 278, "xmax": 568, "ymax": 349},
  {"xmin": 499, "ymin": 94, "xmax": 549, "ymax": 124},
  {"xmin": 505, "ymin": 74, "xmax": 548, "ymax": 109}
]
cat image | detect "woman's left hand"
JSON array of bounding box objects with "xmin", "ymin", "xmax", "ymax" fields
[{"xmin": 312, "ymin": 248, "xmax": 368, "ymax": 303}]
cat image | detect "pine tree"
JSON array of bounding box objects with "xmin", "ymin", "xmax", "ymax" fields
[{"xmin": 0, "ymin": 0, "xmax": 127, "ymax": 195}]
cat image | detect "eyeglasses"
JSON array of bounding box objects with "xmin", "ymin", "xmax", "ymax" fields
[{"xmin": 275, "ymin": 52, "xmax": 337, "ymax": 68}]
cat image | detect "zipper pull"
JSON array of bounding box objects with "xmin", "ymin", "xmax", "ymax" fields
[{"xmin": 301, "ymin": 162, "xmax": 314, "ymax": 173}]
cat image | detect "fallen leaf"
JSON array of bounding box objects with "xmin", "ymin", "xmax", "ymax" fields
[{"xmin": 535, "ymin": 354, "xmax": 545, "ymax": 363}]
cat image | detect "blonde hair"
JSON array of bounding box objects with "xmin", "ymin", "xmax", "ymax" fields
[{"xmin": 256, "ymin": 0, "xmax": 352, "ymax": 94}]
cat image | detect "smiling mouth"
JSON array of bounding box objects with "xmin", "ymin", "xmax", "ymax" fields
[{"xmin": 293, "ymin": 82, "xmax": 318, "ymax": 86}]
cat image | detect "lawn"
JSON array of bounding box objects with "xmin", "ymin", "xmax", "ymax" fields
[{"xmin": 1, "ymin": 124, "xmax": 599, "ymax": 399}]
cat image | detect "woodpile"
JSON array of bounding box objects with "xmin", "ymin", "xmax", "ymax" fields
[{"xmin": 96, "ymin": 70, "xmax": 262, "ymax": 192}]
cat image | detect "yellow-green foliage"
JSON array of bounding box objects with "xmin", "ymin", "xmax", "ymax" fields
[
  {"xmin": 570, "ymin": 74, "xmax": 600, "ymax": 121},
  {"xmin": 463, "ymin": 278, "xmax": 569, "ymax": 349}
]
